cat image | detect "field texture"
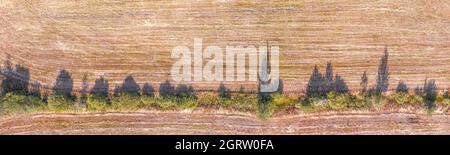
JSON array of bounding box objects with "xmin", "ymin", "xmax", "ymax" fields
[
  {"xmin": 1, "ymin": 111, "xmax": 449, "ymax": 135},
  {"xmin": 1, "ymin": 0, "xmax": 449, "ymax": 93}
]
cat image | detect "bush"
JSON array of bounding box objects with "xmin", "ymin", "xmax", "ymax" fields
[
  {"xmin": 391, "ymin": 92, "xmax": 410, "ymax": 104},
  {"xmin": 301, "ymin": 96, "xmax": 328, "ymax": 110},
  {"xmin": 327, "ymin": 92, "xmax": 354, "ymax": 110},
  {"xmin": 86, "ymin": 93, "xmax": 110, "ymax": 111},
  {"xmin": 197, "ymin": 92, "xmax": 221, "ymax": 107},
  {"xmin": 1, "ymin": 92, "xmax": 47, "ymax": 115},
  {"xmin": 111, "ymin": 93, "xmax": 141, "ymax": 111},
  {"xmin": 271, "ymin": 93, "xmax": 296, "ymax": 109},
  {"xmin": 230, "ymin": 93, "xmax": 258, "ymax": 111},
  {"xmin": 47, "ymin": 93, "xmax": 75, "ymax": 112},
  {"xmin": 409, "ymin": 94, "xmax": 424, "ymax": 104},
  {"xmin": 351, "ymin": 93, "xmax": 371, "ymax": 108},
  {"xmin": 438, "ymin": 91, "xmax": 450, "ymax": 105},
  {"xmin": 156, "ymin": 97, "xmax": 179, "ymax": 110},
  {"xmin": 391, "ymin": 92, "xmax": 423, "ymax": 105},
  {"xmin": 140, "ymin": 95, "xmax": 160, "ymax": 108},
  {"xmin": 198, "ymin": 92, "xmax": 258, "ymax": 111}
]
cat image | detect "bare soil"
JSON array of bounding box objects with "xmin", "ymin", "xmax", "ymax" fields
[{"xmin": 1, "ymin": 111, "xmax": 449, "ymax": 135}]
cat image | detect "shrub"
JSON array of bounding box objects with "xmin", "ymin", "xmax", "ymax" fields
[
  {"xmin": 86, "ymin": 93, "xmax": 110, "ymax": 111},
  {"xmin": 327, "ymin": 92, "xmax": 353, "ymax": 110},
  {"xmin": 111, "ymin": 93, "xmax": 141, "ymax": 111},
  {"xmin": 1, "ymin": 92, "xmax": 47, "ymax": 115},
  {"xmin": 47, "ymin": 93, "xmax": 76, "ymax": 112},
  {"xmin": 408, "ymin": 94, "xmax": 424, "ymax": 104},
  {"xmin": 391, "ymin": 92, "xmax": 411, "ymax": 105},
  {"xmin": 157, "ymin": 97, "xmax": 179, "ymax": 110},
  {"xmin": 351, "ymin": 93, "xmax": 371, "ymax": 108},
  {"xmin": 197, "ymin": 92, "xmax": 221, "ymax": 107},
  {"xmin": 230, "ymin": 93, "xmax": 258, "ymax": 111},
  {"xmin": 271, "ymin": 93, "xmax": 295, "ymax": 109},
  {"xmin": 140, "ymin": 95, "xmax": 159, "ymax": 108},
  {"xmin": 438, "ymin": 90, "xmax": 450, "ymax": 105},
  {"xmin": 301, "ymin": 96, "xmax": 328, "ymax": 110},
  {"xmin": 175, "ymin": 97, "xmax": 198, "ymax": 109},
  {"xmin": 391, "ymin": 92, "xmax": 424, "ymax": 105}
]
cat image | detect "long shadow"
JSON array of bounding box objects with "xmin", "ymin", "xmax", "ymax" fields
[
  {"xmin": 334, "ymin": 74, "xmax": 349, "ymax": 93},
  {"xmin": 413, "ymin": 79, "xmax": 438, "ymax": 111},
  {"xmin": 142, "ymin": 82, "xmax": 155, "ymax": 97},
  {"xmin": 375, "ymin": 46, "xmax": 390, "ymax": 94},
  {"xmin": 121, "ymin": 75, "xmax": 141, "ymax": 96},
  {"xmin": 53, "ymin": 70, "xmax": 74, "ymax": 99},
  {"xmin": 360, "ymin": 71, "xmax": 368, "ymax": 93},
  {"xmin": 91, "ymin": 75, "xmax": 109, "ymax": 96},
  {"xmin": 80, "ymin": 74, "xmax": 89, "ymax": 104},
  {"xmin": 218, "ymin": 82, "xmax": 231, "ymax": 99},
  {"xmin": 324, "ymin": 62, "xmax": 334, "ymax": 93},
  {"xmin": 258, "ymin": 80, "xmax": 273, "ymax": 119},
  {"xmin": 423, "ymin": 79, "xmax": 437, "ymax": 111},
  {"xmin": 306, "ymin": 65, "xmax": 324, "ymax": 97},
  {"xmin": 29, "ymin": 81, "xmax": 41, "ymax": 97},
  {"xmin": 305, "ymin": 63, "xmax": 349, "ymax": 97},
  {"xmin": 1, "ymin": 59, "xmax": 30, "ymax": 94},
  {"xmin": 175, "ymin": 84, "xmax": 195, "ymax": 98},
  {"xmin": 159, "ymin": 80, "xmax": 175, "ymax": 98},
  {"xmin": 396, "ymin": 81, "xmax": 409, "ymax": 93},
  {"xmin": 277, "ymin": 79, "xmax": 284, "ymax": 93}
]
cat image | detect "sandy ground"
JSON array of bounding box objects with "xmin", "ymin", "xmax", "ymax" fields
[{"xmin": 0, "ymin": 111, "xmax": 449, "ymax": 135}]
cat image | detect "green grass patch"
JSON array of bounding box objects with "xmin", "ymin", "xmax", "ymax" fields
[
  {"xmin": 1, "ymin": 92, "xmax": 47, "ymax": 116},
  {"xmin": 438, "ymin": 91, "xmax": 450, "ymax": 105},
  {"xmin": 86, "ymin": 93, "xmax": 109, "ymax": 112},
  {"xmin": 47, "ymin": 93, "xmax": 76, "ymax": 112}
]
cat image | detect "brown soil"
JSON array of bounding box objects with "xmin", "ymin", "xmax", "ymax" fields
[{"xmin": 1, "ymin": 111, "xmax": 449, "ymax": 135}]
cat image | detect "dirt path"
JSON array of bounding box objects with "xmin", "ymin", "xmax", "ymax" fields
[{"xmin": 0, "ymin": 111, "xmax": 449, "ymax": 135}]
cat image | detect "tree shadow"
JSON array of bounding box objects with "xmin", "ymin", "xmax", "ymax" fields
[
  {"xmin": 120, "ymin": 75, "xmax": 141, "ymax": 95},
  {"xmin": 91, "ymin": 75, "xmax": 109, "ymax": 96},
  {"xmin": 413, "ymin": 79, "xmax": 438, "ymax": 111},
  {"xmin": 423, "ymin": 79, "xmax": 437, "ymax": 111},
  {"xmin": 375, "ymin": 46, "xmax": 390, "ymax": 94},
  {"xmin": 142, "ymin": 82, "xmax": 155, "ymax": 97},
  {"xmin": 53, "ymin": 70, "xmax": 74, "ymax": 98},
  {"xmin": 218, "ymin": 82, "xmax": 231, "ymax": 99},
  {"xmin": 277, "ymin": 79, "xmax": 284, "ymax": 93},
  {"xmin": 1, "ymin": 59, "xmax": 30, "ymax": 94},
  {"xmin": 306, "ymin": 65, "xmax": 324, "ymax": 97},
  {"xmin": 334, "ymin": 74, "xmax": 349, "ymax": 93},
  {"xmin": 159, "ymin": 80, "xmax": 175, "ymax": 98},
  {"xmin": 258, "ymin": 80, "xmax": 273, "ymax": 119},
  {"xmin": 175, "ymin": 84, "xmax": 196, "ymax": 98},
  {"xmin": 360, "ymin": 71, "xmax": 368, "ymax": 93},
  {"xmin": 80, "ymin": 74, "xmax": 89, "ymax": 104},
  {"xmin": 29, "ymin": 81, "xmax": 41, "ymax": 97},
  {"xmin": 113, "ymin": 85, "xmax": 121, "ymax": 96},
  {"xmin": 305, "ymin": 63, "xmax": 349, "ymax": 97},
  {"xmin": 237, "ymin": 85, "xmax": 247, "ymax": 95},
  {"xmin": 323, "ymin": 62, "xmax": 334, "ymax": 93},
  {"xmin": 396, "ymin": 81, "xmax": 409, "ymax": 93}
]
